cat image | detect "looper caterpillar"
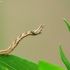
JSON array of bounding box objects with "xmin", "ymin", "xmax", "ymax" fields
[{"xmin": 0, "ymin": 24, "xmax": 44, "ymax": 55}]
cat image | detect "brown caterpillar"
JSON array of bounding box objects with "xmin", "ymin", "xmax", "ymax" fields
[{"xmin": 0, "ymin": 24, "xmax": 44, "ymax": 55}]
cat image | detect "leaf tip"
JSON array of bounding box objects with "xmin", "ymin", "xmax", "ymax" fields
[
  {"xmin": 58, "ymin": 44, "xmax": 61, "ymax": 48},
  {"xmin": 63, "ymin": 18, "xmax": 70, "ymax": 31}
]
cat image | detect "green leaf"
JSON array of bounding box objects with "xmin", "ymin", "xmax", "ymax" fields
[
  {"xmin": 0, "ymin": 54, "xmax": 38, "ymax": 70},
  {"xmin": 38, "ymin": 60, "xmax": 66, "ymax": 70},
  {"xmin": 63, "ymin": 18, "xmax": 70, "ymax": 31},
  {"xmin": 59, "ymin": 45, "xmax": 70, "ymax": 70}
]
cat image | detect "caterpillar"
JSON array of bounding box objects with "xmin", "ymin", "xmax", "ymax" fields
[{"xmin": 0, "ymin": 24, "xmax": 44, "ymax": 55}]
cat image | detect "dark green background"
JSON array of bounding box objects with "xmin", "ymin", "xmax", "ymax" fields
[{"xmin": 0, "ymin": 0, "xmax": 70, "ymax": 68}]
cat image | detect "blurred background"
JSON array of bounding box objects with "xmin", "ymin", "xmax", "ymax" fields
[{"xmin": 0, "ymin": 0, "xmax": 70, "ymax": 68}]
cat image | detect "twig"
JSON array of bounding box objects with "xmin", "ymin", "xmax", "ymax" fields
[{"xmin": 0, "ymin": 24, "xmax": 44, "ymax": 55}]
